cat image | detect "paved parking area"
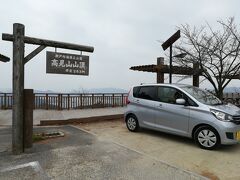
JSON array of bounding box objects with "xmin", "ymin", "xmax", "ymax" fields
[
  {"xmin": 0, "ymin": 126, "xmax": 205, "ymax": 180},
  {"xmin": 78, "ymin": 120, "xmax": 240, "ymax": 180}
]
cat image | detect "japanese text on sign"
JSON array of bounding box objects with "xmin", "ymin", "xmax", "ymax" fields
[{"xmin": 46, "ymin": 51, "xmax": 89, "ymax": 76}]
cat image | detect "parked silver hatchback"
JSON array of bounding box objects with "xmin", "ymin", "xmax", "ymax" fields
[{"xmin": 124, "ymin": 84, "xmax": 240, "ymax": 150}]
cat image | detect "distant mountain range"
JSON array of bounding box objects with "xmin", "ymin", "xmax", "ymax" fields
[
  {"xmin": 0, "ymin": 88, "xmax": 128, "ymax": 94},
  {"xmin": 223, "ymin": 87, "xmax": 240, "ymax": 93},
  {"xmin": 71, "ymin": 88, "xmax": 128, "ymax": 94},
  {"xmin": 1, "ymin": 86, "xmax": 239, "ymax": 94}
]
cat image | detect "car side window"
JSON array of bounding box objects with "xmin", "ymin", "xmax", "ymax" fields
[
  {"xmin": 137, "ymin": 86, "xmax": 157, "ymax": 101},
  {"xmin": 157, "ymin": 87, "xmax": 183, "ymax": 104}
]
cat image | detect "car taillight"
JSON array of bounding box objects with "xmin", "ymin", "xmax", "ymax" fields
[{"xmin": 126, "ymin": 90, "xmax": 131, "ymax": 104}]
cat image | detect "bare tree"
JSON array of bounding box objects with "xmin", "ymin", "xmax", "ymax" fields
[{"xmin": 174, "ymin": 18, "xmax": 240, "ymax": 99}]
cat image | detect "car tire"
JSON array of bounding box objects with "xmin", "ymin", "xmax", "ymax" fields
[
  {"xmin": 194, "ymin": 126, "xmax": 220, "ymax": 150},
  {"xmin": 126, "ymin": 114, "xmax": 139, "ymax": 132}
]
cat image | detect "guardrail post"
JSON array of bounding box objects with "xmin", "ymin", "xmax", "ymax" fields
[
  {"xmin": 121, "ymin": 94, "xmax": 124, "ymax": 107},
  {"xmin": 58, "ymin": 94, "xmax": 61, "ymax": 110},
  {"xmin": 46, "ymin": 93, "xmax": 48, "ymax": 110},
  {"xmin": 112, "ymin": 94, "xmax": 115, "ymax": 107},
  {"xmin": 60, "ymin": 94, "xmax": 62, "ymax": 110},
  {"xmin": 92, "ymin": 94, "xmax": 94, "ymax": 108},
  {"xmin": 80, "ymin": 94, "xmax": 83, "ymax": 109},
  {"xmin": 103, "ymin": 94, "xmax": 105, "ymax": 107},
  {"xmin": 67, "ymin": 94, "xmax": 70, "ymax": 110},
  {"xmin": 4, "ymin": 93, "xmax": 7, "ymax": 109}
]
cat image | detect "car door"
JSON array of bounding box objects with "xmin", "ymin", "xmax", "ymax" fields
[
  {"xmin": 154, "ymin": 86, "xmax": 190, "ymax": 136},
  {"xmin": 133, "ymin": 86, "xmax": 158, "ymax": 128}
]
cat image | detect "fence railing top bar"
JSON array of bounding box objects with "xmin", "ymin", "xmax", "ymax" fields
[
  {"xmin": 0, "ymin": 93, "xmax": 127, "ymax": 95},
  {"xmin": 33, "ymin": 93, "xmax": 128, "ymax": 95}
]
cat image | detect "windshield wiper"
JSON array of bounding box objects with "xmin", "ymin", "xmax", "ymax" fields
[{"xmin": 212, "ymin": 102, "xmax": 224, "ymax": 105}]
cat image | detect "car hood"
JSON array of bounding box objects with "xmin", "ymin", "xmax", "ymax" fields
[{"xmin": 209, "ymin": 103, "xmax": 240, "ymax": 116}]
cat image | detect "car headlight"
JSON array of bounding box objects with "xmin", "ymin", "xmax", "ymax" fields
[{"xmin": 210, "ymin": 109, "xmax": 233, "ymax": 122}]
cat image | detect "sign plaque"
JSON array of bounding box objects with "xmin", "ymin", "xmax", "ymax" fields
[
  {"xmin": 161, "ymin": 30, "xmax": 180, "ymax": 51},
  {"xmin": 46, "ymin": 51, "xmax": 89, "ymax": 75}
]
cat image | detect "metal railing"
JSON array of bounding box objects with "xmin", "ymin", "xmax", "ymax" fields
[
  {"xmin": 1, "ymin": 92, "xmax": 239, "ymax": 110},
  {"xmin": 0, "ymin": 93, "xmax": 128, "ymax": 110},
  {"xmin": 223, "ymin": 93, "xmax": 240, "ymax": 107}
]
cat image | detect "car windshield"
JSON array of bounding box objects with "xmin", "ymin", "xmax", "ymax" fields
[{"xmin": 181, "ymin": 86, "xmax": 223, "ymax": 105}]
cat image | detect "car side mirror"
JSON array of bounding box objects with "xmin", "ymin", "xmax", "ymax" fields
[{"xmin": 176, "ymin": 98, "xmax": 186, "ymax": 105}]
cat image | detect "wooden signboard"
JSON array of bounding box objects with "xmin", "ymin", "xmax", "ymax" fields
[
  {"xmin": 46, "ymin": 51, "xmax": 89, "ymax": 76},
  {"xmin": 161, "ymin": 30, "xmax": 180, "ymax": 50}
]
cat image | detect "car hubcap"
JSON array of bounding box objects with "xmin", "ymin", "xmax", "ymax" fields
[
  {"xmin": 127, "ymin": 118, "xmax": 136, "ymax": 130},
  {"xmin": 198, "ymin": 129, "xmax": 217, "ymax": 148}
]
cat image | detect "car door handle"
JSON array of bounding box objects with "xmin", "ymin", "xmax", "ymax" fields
[{"xmin": 157, "ymin": 104, "xmax": 162, "ymax": 108}]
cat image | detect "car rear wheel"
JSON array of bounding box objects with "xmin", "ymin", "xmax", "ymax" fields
[
  {"xmin": 194, "ymin": 126, "xmax": 220, "ymax": 150},
  {"xmin": 126, "ymin": 115, "xmax": 139, "ymax": 132}
]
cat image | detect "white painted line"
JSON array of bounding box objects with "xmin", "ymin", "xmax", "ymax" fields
[
  {"xmin": 0, "ymin": 161, "xmax": 43, "ymax": 173},
  {"xmin": 69, "ymin": 125, "xmax": 98, "ymax": 136}
]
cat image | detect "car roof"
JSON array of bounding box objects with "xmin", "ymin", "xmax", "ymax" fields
[{"xmin": 135, "ymin": 83, "xmax": 192, "ymax": 88}]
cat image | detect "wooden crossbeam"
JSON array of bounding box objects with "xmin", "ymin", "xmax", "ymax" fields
[
  {"xmin": 218, "ymin": 74, "xmax": 240, "ymax": 79},
  {"xmin": 2, "ymin": 33, "xmax": 94, "ymax": 52},
  {"xmin": 130, "ymin": 64, "xmax": 200, "ymax": 75},
  {"xmin": 0, "ymin": 54, "xmax": 10, "ymax": 62},
  {"xmin": 24, "ymin": 45, "xmax": 46, "ymax": 64}
]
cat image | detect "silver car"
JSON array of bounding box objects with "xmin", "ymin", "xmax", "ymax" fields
[{"xmin": 124, "ymin": 84, "xmax": 240, "ymax": 150}]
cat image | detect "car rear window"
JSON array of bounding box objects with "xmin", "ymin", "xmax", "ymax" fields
[{"xmin": 133, "ymin": 87, "xmax": 140, "ymax": 97}]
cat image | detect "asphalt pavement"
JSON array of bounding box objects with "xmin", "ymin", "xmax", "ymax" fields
[{"xmin": 0, "ymin": 125, "xmax": 207, "ymax": 180}]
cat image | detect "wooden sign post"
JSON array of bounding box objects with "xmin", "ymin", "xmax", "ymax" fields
[
  {"xmin": 2, "ymin": 23, "xmax": 94, "ymax": 154},
  {"xmin": 161, "ymin": 30, "xmax": 181, "ymax": 84}
]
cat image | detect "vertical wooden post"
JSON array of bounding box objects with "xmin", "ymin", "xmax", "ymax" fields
[
  {"xmin": 169, "ymin": 45, "xmax": 172, "ymax": 84},
  {"xmin": 157, "ymin": 57, "xmax": 164, "ymax": 83},
  {"xmin": 57, "ymin": 94, "xmax": 61, "ymax": 110},
  {"xmin": 12, "ymin": 23, "xmax": 25, "ymax": 154},
  {"xmin": 33, "ymin": 93, "xmax": 36, "ymax": 109},
  {"xmin": 193, "ymin": 62, "xmax": 199, "ymax": 87},
  {"xmin": 80, "ymin": 94, "xmax": 83, "ymax": 109},
  {"xmin": 60, "ymin": 94, "xmax": 62, "ymax": 110},
  {"xmin": 92, "ymin": 94, "xmax": 94, "ymax": 108},
  {"xmin": 102, "ymin": 94, "xmax": 105, "ymax": 108},
  {"xmin": 67, "ymin": 94, "xmax": 70, "ymax": 110},
  {"xmin": 23, "ymin": 89, "xmax": 33, "ymax": 149},
  {"xmin": 121, "ymin": 94, "xmax": 124, "ymax": 107},
  {"xmin": 46, "ymin": 93, "xmax": 49, "ymax": 110},
  {"xmin": 112, "ymin": 94, "xmax": 115, "ymax": 107},
  {"xmin": 4, "ymin": 93, "xmax": 7, "ymax": 109}
]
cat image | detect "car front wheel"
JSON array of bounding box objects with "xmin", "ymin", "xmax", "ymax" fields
[{"xmin": 194, "ymin": 126, "xmax": 220, "ymax": 150}]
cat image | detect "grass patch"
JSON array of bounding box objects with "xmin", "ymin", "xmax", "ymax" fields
[
  {"xmin": 32, "ymin": 131, "xmax": 64, "ymax": 142},
  {"xmin": 32, "ymin": 133, "xmax": 46, "ymax": 142}
]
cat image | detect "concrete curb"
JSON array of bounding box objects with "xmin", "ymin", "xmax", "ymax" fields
[{"xmin": 40, "ymin": 114, "xmax": 123, "ymax": 126}]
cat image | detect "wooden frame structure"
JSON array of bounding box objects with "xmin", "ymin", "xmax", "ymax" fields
[
  {"xmin": 130, "ymin": 57, "xmax": 201, "ymax": 87},
  {"xmin": 2, "ymin": 23, "xmax": 94, "ymax": 154}
]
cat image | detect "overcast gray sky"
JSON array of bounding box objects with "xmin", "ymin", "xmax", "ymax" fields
[{"xmin": 1, "ymin": 0, "xmax": 240, "ymax": 92}]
